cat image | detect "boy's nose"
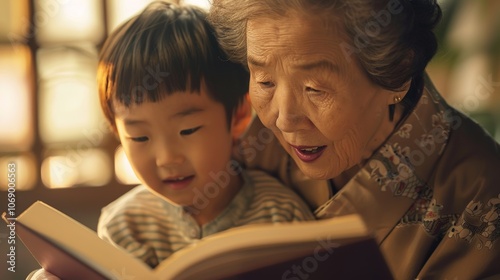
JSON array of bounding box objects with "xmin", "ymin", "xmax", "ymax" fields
[{"xmin": 155, "ymin": 143, "xmax": 184, "ymax": 167}]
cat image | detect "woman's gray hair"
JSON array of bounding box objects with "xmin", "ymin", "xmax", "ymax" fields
[{"xmin": 208, "ymin": 0, "xmax": 441, "ymax": 96}]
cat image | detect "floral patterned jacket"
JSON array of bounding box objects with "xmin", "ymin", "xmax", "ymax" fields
[{"xmin": 236, "ymin": 76, "xmax": 500, "ymax": 280}]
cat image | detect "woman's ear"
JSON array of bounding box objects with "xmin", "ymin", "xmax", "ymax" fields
[{"xmin": 231, "ymin": 94, "xmax": 253, "ymax": 140}]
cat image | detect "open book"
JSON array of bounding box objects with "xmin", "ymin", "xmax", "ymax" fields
[{"xmin": 6, "ymin": 201, "xmax": 393, "ymax": 280}]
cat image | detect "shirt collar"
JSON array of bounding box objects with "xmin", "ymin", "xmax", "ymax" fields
[{"xmin": 161, "ymin": 170, "xmax": 253, "ymax": 239}]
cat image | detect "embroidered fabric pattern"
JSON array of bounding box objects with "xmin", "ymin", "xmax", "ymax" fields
[
  {"xmin": 368, "ymin": 95, "xmax": 456, "ymax": 236},
  {"xmin": 400, "ymin": 194, "xmax": 460, "ymax": 237},
  {"xmin": 369, "ymin": 142, "xmax": 424, "ymax": 200},
  {"xmin": 448, "ymin": 194, "xmax": 500, "ymax": 250}
]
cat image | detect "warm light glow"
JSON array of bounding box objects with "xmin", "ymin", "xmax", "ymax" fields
[
  {"xmin": 0, "ymin": 45, "xmax": 33, "ymax": 151},
  {"xmin": 37, "ymin": 46, "xmax": 104, "ymax": 144},
  {"xmin": 0, "ymin": 0, "xmax": 29, "ymax": 42},
  {"xmin": 0, "ymin": 154, "xmax": 36, "ymax": 191},
  {"xmin": 107, "ymin": 0, "xmax": 157, "ymax": 33},
  {"xmin": 447, "ymin": 53, "xmax": 490, "ymax": 112},
  {"xmin": 35, "ymin": 0, "xmax": 104, "ymax": 45},
  {"xmin": 79, "ymin": 149, "xmax": 112, "ymax": 187},
  {"xmin": 41, "ymin": 149, "xmax": 111, "ymax": 188},
  {"xmin": 107, "ymin": 0, "xmax": 212, "ymax": 33},
  {"xmin": 184, "ymin": 0, "xmax": 211, "ymax": 10},
  {"xmin": 106, "ymin": 0, "xmax": 209, "ymax": 33},
  {"xmin": 114, "ymin": 146, "xmax": 140, "ymax": 185},
  {"xmin": 42, "ymin": 156, "xmax": 79, "ymax": 189}
]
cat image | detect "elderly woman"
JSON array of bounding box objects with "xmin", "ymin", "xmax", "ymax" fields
[{"xmin": 209, "ymin": 0, "xmax": 500, "ymax": 279}]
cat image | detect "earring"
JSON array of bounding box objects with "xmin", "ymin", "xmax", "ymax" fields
[
  {"xmin": 389, "ymin": 96, "xmax": 402, "ymax": 121},
  {"xmin": 388, "ymin": 104, "xmax": 395, "ymax": 121}
]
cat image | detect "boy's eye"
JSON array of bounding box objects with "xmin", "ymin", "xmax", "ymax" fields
[
  {"xmin": 180, "ymin": 126, "xmax": 201, "ymax": 136},
  {"xmin": 131, "ymin": 136, "xmax": 149, "ymax": 142}
]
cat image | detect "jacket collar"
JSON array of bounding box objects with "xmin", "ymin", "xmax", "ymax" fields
[{"xmin": 315, "ymin": 75, "xmax": 452, "ymax": 243}]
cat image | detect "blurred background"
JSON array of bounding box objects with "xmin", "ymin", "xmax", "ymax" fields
[{"xmin": 0, "ymin": 0, "xmax": 499, "ymax": 278}]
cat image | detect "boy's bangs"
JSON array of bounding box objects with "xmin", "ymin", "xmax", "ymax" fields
[
  {"xmin": 105, "ymin": 4, "xmax": 214, "ymax": 106},
  {"xmin": 113, "ymin": 58, "xmax": 204, "ymax": 107}
]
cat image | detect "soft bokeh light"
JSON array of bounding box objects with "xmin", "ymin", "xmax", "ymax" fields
[
  {"xmin": 184, "ymin": 0, "xmax": 211, "ymax": 10},
  {"xmin": 0, "ymin": 0, "xmax": 29, "ymax": 42},
  {"xmin": 79, "ymin": 149, "xmax": 112, "ymax": 187},
  {"xmin": 41, "ymin": 149, "xmax": 111, "ymax": 188},
  {"xmin": 447, "ymin": 54, "xmax": 491, "ymax": 112},
  {"xmin": 34, "ymin": 0, "xmax": 104, "ymax": 45},
  {"xmin": 0, "ymin": 154, "xmax": 36, "ymax": 191},
  {"xmin": 106, "ymin": 0, "xmax": 158, "ymax": 33},
  {"xmin": 41, "ymin": 155, "xmax": 79, "ymax": 188},
  {"xmin": 0, "ymin": 45, "xmax": 33, "ymax": 151},
  {"xmin": 37, "ymin": 45, "xmax": 104, "ymax": 144},
  {"xmin": 114, "ymin": 146, "xmax": 140, "ymax": 185},
  {"xmin": 106, "ymin": 0, "xmax": 211, "ymax": 33}
]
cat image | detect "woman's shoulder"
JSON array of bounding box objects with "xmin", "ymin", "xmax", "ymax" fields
[
  {"xmin": 444, "ymin": 108, "xmax": 500, "ymax": 169},
  {"xmin": 432, "ymin": 107, "xmax": 500, "ymax": 210}
]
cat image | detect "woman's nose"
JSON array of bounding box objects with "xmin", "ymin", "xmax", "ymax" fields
[{"xmin": 273, "ymin": 87, "xmax": 308, "ymax": 133}]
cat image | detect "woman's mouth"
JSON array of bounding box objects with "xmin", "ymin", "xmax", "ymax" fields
[{"xmin": 291, "ymin": 145, "xmax": 326, "ymax": 162}]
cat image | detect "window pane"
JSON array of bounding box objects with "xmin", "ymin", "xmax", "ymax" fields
[
  {"xmin": 35, "ymin": 0, "xmax": 104, "ymax": 45},
  {"xmin": 106, "ymin": 0, "xmax": 209, "ymax": 34},
  {"xmin": 37, "ymin": 45, "xmax": 105, "ymax": 144},
  {"xmin": 41, "ymin": 148, "xmax": 112, "ymax": 188},
  {"xmin": 107, "ymin": 0, "xmax": 172, "ymax": 33},
  {"xmin": 0, "ymin": 45, "xmax": 33, "ymax": 151},
  {"xmin": 0, "ymin": 154, "xmax": 37, "ymax": 191},
  {"xmin": 114, "ymin": 146, "xmax": 140, "ymax": 185},
  {"xmin": 0, "ymin": 0, "xmax": 29, "ymax": 42}
]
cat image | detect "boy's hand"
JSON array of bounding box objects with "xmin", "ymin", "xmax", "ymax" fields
[{"xmin": 27, "ymin": 269, "xmax": 61, "ymax": 280}]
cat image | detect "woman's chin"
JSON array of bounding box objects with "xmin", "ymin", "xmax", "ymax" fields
[{"xmin": 294, "ymin": 160, "xmax": 336, "ymax": 180}]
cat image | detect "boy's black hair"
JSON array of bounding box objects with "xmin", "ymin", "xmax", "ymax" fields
[{"xmin": 98, "ymin": 2, "xmax": 249, "ymax": 129}]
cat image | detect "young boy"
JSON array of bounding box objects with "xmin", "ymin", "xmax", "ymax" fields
[{"xmin": 95, "ymin": 1, "xmax": 315, "ymax": 268}]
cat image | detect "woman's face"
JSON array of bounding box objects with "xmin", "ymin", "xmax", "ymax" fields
[{"xmin": 246, "ymin": 12, "xmax": 398, "ymax": 180}]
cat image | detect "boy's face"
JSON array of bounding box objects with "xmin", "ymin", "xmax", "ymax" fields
[{"xmin": 114, "ymin": 83, "xmax": 239, "ymax": 209}]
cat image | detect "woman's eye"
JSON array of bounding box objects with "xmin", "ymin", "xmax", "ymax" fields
[
  {"xmin": 258, "ymin": 81, "xmax": 275, "ymax": 88},
  {"xmin": 305, "ymin": 86, "xmax": 321, "ymax": 93},
  {"xmin": 131, "ymin": 136, "xmax": 149, "ymax": 142},
  {"xmin": 180, "ymin": 126, "xmax": 201, "ymax": 136}
]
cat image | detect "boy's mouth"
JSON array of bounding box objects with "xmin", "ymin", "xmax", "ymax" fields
[{"xmin": 162, "ymin": 175, "xmax": 195, "ymax": 190}]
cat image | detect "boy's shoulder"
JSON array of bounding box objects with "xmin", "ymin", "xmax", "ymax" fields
[
  {"xmin": 244, "ymin": 169, "xmax": 292, "ymax": 191},
  {"xmin": 243, "ymin": 169, "xmax": 310, "ymax": 204},
  {"xmin": 100, "ymin": 185, "xmax": 165, "ymax": 221},
  {"xmin": 241, "ymin": 169, "xmax": 316, "ymax": 221}
]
